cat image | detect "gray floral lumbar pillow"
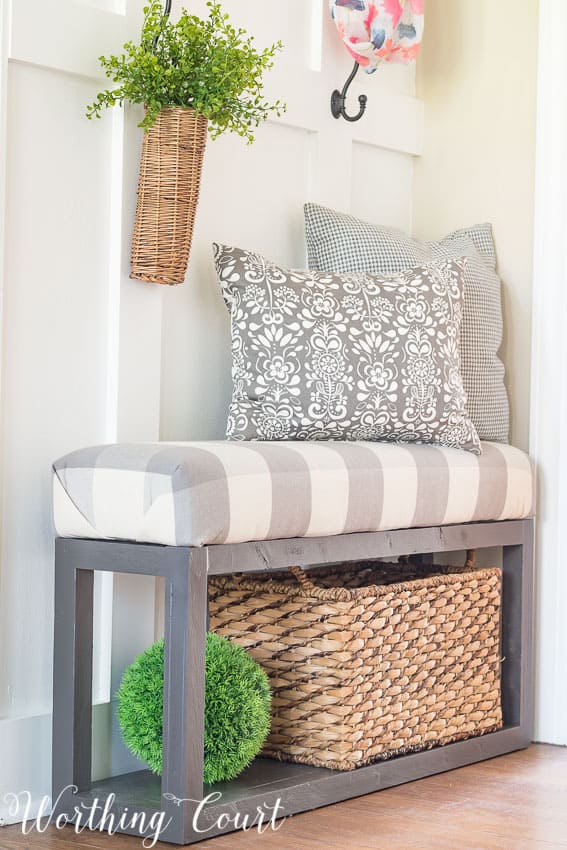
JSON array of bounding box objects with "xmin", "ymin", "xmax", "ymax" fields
[{"xmin": 214, "ymin": 244, "xmax": 481, "ymax": 453}]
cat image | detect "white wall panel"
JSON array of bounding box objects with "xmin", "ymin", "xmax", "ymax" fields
[
  {"xmin": 0, "ymin": 0, "xmax": 159, "ymax": 820},
  {"xmin": 168, "ymin": 0, "xmax": 317, "ymax": 69},
  {"xmin": 0, "ymin": 0, "xmax": 423, "ymax": 821},
  {"xmin": 160, "ymin": 1, "xmax": 422, "ymax": 445},
  {"xmin": 1, "ymin": 62, "xmax": 112, "ymax": 716},
  {"xmin": 351, "ymin": 142, "xmax": 414, "ymax": 233},
  {"xmin": 11, "ymin": 0, "xmax": 128, "ymax": 79},
  {"xmin": 160, "ymin": 122, "xmax": 311, "ymax": 441}
]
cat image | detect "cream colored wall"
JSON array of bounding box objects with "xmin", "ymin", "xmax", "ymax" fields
[{"xmin": 413, "ymin": 0, "xmax": 539, "ymax": 450}]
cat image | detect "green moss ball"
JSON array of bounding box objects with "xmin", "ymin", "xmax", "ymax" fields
[{"xmin": 117, "ymin": 633, "xmax": 271, "ymax": 784}]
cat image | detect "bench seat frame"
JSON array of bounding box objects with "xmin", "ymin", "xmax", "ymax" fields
[{"xmin": 52, "ymin": 518, "xmax": 534, "ymax": 844}]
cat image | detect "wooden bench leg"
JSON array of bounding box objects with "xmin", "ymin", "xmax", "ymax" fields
[
  {"xmin": 52, "ymin": 542, "xmax": 94, "ymax": 808},
  {"xmin": 52, "ymin": 541, "xmax": 208, "ymax": 844},
  {"xmin": 501, "ymin": 518, "xmax": 534, "ymax": 741},
  {"xmin": 161, "ymin": 549, "xmax": 207, "ymax": 844}
]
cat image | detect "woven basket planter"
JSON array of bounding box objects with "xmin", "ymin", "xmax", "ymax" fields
[
  {"xmin": 209, "ymin": 554, "xmax": 503, "ymax": 771},
  {"xmin": 130, "ymin": 107, "xmax": 208, "ymax": 285}
]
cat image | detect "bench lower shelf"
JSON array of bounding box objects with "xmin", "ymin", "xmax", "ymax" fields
[{"xmin": 68, "ymin": 724, "xmax": 529, "ymax": 844}]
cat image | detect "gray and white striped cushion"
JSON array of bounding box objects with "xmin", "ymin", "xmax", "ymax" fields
[
  {"xmin": 304, "ymin": 203, "xmax": 509, "ymax": 443},
  {"xmin": 53, "ymin": 441, "xmax": 534, "ymax": 547}
]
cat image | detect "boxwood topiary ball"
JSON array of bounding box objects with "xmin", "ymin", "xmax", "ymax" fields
[{"xmin": 117, "ymin": 633, "xmax": 271, "ymax": 784}]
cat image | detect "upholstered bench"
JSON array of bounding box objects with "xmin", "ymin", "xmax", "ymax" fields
[{"xmin": 51, "ymin": 440, "xmax": 535, "ymax": 845}]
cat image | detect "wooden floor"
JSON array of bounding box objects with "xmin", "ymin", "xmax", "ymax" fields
[{"xmin": 2, "ymin": 746, "xmax": 566, "ymax": 850}]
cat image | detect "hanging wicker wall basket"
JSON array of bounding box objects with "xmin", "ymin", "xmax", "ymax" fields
[{"xmin": 130, "ymin": 107, "xmax": 208, "ymax": 286}]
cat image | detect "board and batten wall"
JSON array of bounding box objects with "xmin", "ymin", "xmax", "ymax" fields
[
  {"xmin": 0, "ymin": 0, "xmax": 422, "ymax": 821},
  {"xmin": 412, "ymin": 0, "xmax": 539, "ymax": 452},
  {"xmin": 159, "ymin": 1, "xmax": 421, "ymax": 442}
]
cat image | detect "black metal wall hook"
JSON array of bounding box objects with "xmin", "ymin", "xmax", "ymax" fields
[
  {"xmin": 153, "ymin": 0, "xmax": 173, "ymax": 49},
  {"xmin": 331, "ymin": 61, "xmax": 368, "ymax": 122}
]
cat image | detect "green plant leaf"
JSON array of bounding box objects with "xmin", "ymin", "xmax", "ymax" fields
[
  {"xmin": 117, "ymin": 634, "xmax": 271, "ymax": 783},
  {"xmin": 86, "ymin": 0, "xmax": 286, "ymax": 141}
]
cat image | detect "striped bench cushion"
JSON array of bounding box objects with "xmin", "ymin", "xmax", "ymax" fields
[{"xmin": 52, "ymin": 442, "xmax": 535, "ymax": 547}]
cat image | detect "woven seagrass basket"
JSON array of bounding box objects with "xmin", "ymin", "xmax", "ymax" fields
[
  {"xmin": 130, "ymin": 107, "xmax": 208, "ymax": 285},
  {"xmin": 209, "ymin": 552, "xmax": 503, "ymax": 771}
]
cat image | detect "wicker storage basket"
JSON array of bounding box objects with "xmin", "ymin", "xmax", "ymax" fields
[
  {"xmin": 130, "ymin": 107, "xmax": 208, "ymax": 285},
  {"xmin": 209, "ymin": 553, "xmax": 503, "ymax": 771}
]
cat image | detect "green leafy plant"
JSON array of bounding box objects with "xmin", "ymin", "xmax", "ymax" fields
[
  {"xmin": 87, "ymin": 0, "xmax": 285, "ymax": 141},
  {"xmin": 117, "ymin": 633, "xmax": 271, "ymax": 784}
]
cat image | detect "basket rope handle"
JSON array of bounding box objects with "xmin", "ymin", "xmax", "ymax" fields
[
  {"xmin": 290, "ymin": 550, "xmax": 477, "ymax": 596},
  {"xmin": 288, "ymin": 566, "xmax": 353, "ymax": 601},
  {"xmin": 465, "ymin": 549, "xmax": 477, "ymax": 568},
  {"xmin": 289, "ymin": 565, "xmax": 317, "ymax": 594}
]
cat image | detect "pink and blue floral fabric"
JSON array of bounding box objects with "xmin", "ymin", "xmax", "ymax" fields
[{"xmin": 330, "ymin": 0, "xmax": 424, "ymax": 71}]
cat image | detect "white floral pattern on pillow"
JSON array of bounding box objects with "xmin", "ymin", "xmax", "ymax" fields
[{"xmin": 214, "ymin": 244, "xmax": 481, "ymax": 453}]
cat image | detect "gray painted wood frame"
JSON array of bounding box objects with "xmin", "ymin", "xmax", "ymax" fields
[{"xmin": 52, "ymin": 518, "xmax": 534, "ymax": 845}]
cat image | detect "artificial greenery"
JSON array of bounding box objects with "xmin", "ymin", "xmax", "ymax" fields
[
  {"xmin": 117, "ymin": 633, "xmax": 271, "ymax": 784},
  {"xmin": 87, "ymin": 0, "xmax": 285, "ymax": 140}
]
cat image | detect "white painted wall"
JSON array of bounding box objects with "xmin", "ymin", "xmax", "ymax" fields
[
  {"xmin": 530, "ymin": 0, "xmax": 567, "ymax": 747},
  {"xmin": 160, "ymin": 0, "xmax": 421, "ymax": 442},
  {"xmin": 0, "ymin": 0, "xmax": 423, "ymax": 821},
  {"xmin": 412, "ymin": 0, "xmax": 539, "ymax": 451},
  {"xmin": 0, "ymin": 0, "xmax": 165, "ymax": 820}
]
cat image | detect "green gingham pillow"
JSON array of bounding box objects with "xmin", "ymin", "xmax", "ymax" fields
[
  {"xmin": 214, "ymin": 243, "xmax": 481, "ymax": 453},
  {"xmin": 304, "ymin": 203, "xmax": 509, "ymax": 443}
]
